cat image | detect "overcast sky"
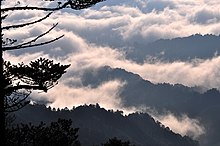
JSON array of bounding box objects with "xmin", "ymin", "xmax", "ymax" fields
[{"xmin": 3, "ymin": 0, "xmax": 220, "ymax": 139}]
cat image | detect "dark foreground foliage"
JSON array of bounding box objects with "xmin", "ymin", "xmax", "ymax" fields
[
  {"xmin": 102, "ymin": 137, "xmax": 135, "ymax": 146},
  {"xmin": 6, "ymin": 118, "xmax": 80, "ymax": 146}
]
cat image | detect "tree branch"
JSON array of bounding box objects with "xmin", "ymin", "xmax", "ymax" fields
[
  {"xmin": 5, "ymin": 93, "xmax": 30, "ymax": 112},
  {"xmin": 2, "ymin": 0, "xmax": 105, "ymax": 12},
  {"xmin": 13, "ymin": 22, "xmax": 58, "ymax": 47},
  {"xmin": 2, "ymin": 35, "xmax": 64, "ymax": 51},
  {"xmin": 5, "ymin": 85, "xmax": 48, "ymax": 93},
  {"xmin": 5, "ymin": 100, "xmax": 29, "ymax": 113},
  {"xmin": 2, "ymin": 12, "xmax": 53, "ymax": 30},
  {"xmin": 1, "ymin": 14, "xmax": 8, "ymax": 20},
  {"xmin": 2, "ymin": 2, "xmax": 68, "ymax": 12}
]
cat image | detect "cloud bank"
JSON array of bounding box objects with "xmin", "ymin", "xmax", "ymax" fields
[
  {"xmin": 31, "ymin": 80, "xmax": 126, "ymax": 110},
  {"xmin": 3, "ymin": 0, "xmax": 220, "ymax": 90},
  {"xmin": 4, "ymin": 0, "xmax": 220, "ymax": 108},
  {"xmin": 3, "ymin": 0, "xmax": 220, "ymax": 49},
  {"xmin": 149, "ymin": 111, "xmax": 205, "ymax": 139}
]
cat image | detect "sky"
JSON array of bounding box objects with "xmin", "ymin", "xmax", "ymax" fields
[{"xmin": 2, "ymin": 0, "xmax": 220, "ymax": 139}]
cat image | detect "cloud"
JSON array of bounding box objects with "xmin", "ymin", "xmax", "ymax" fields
[
  {"xmin": 190, "ymin": 8, "xmax": 220, "ymax": 24},
  {"xmin": 4, "ymin": 51, "xmax": 48, "ymax": 64},
  {"xmin": 4, "ymin": 0, "xmax": 220, "ymax": 51},
  {"xmin": 31, "ymin": 80, "xmax": 126, "ymax": 111},
  {"xmin": 30, "ymin": 74, "xmax": 206, "ymax": 140},
  {"xmin": 30, "ymin": 26, "xmax": 218, "ymax": 91},
  {"xmin": 127, "ymin": 57, "xmax": 220, "ymax": 90},
  {"xmin": 145, "ymin": 0, "xmax": 176, "ymax": 12},
  {"xmin": 2, "ymin": 0, "xmax": 220, "ymax": 125},
  {"xmin": 3, "ymin": 0, "xmax": 220, "ymax": 89},
  {"xmin": 63, "ymin": 44, "xmax": 220, "ymax": 90},
  {"xmin": 149, "ymin": 111, "xmax": 205, "ymax": 139}
]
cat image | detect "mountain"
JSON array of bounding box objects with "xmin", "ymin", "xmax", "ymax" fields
[
  {"xmin": 13, "ymin": 104, "xmax": 199, "ymax": 146},
  {"xmin": 81, "ymin": 66, "xmax": 220, "ymax": 114},
  {"xmin": 80, "ymin": 66, "xmax": 220, "ymax": 146},
  {"xmin": 128, "ymin": 34, "xmax": 220, "ymax": 62}
]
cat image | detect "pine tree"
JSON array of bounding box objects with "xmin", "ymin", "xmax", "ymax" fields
[{"xmin": 0, "ymin": 0, "xmax": 105, "ymax": 145}]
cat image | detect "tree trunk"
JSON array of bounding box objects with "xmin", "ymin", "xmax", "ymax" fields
[
  {"xmin": 0, "ymin": 51, "xmax": 5, "ymax": 145},
  {"xmin": 0, "ymin": 0, "xmax": 6, "ymax": 144}
]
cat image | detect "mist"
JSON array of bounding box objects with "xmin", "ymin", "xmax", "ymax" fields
[{"xmin": 149, "ymin": 111, "xmax": 205, "ymax": 139}]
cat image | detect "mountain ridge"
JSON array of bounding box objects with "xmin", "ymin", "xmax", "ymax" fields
[
  {"xmin": 13, "ymin": 104, "xmax": 199, "ymax": 146},
  {"xmin": 80, "ymin": 66, "xmax": 220, "ymax": 146},
  {"xmin": 129, "ymin": 34, "xmax": 220, "ymax": 62}
]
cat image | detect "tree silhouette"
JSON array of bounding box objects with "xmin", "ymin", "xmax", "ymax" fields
[
  {"xmin": 0, "ymin": 0, "xmax": 105, "ymax": 144},
  {"xmin": 6, "ymin": 118, "xmax": 81, "ymax": 146},
  {"xmin": 102, "ymin": 137, "xmax": 135, "ymax": 146}
]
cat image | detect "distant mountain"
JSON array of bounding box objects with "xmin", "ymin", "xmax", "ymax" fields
[
  {"xmin": 80, "ymin": 66, "xmax": 220, "ymax": 146},
  {"xmin": 13, "ymin": 104, "xmax": 199, "ymax": 146},
  {"xmin": 128, "ymin": 34, "xmax": 220, "ymax": 62},
  {"xmin": 81, "ymin": 66, "xmax": 220, "ymax": 114}
]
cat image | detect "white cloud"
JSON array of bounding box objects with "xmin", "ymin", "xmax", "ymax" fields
[
  {"xmin": 4, "ymin": 1, "xmax": 220, "ymax": 144},
  {"xmin": 5, "ymin": 0, "xmax": 219, "ymax": 49},
  {"xmin": 4, "ymin": 51, "xmax": 47, "ymax": 64},
  {"xmin": 32, "ymin": 80, "xmax": 126, "ymax": 111},
  {"xmin": 3, "ymin": 0, "xmax": 220, "ymax": 89},
  {"xmin": 150, "ymin": 111, "xmax": 205, "ymax": 139},
  {"xmin": 5, "ymin": 15, "xmax": 219, "ymax": 91},
  {"xmin": 62, "ymin": 44, "xmax": 220, "ymax": 90}
]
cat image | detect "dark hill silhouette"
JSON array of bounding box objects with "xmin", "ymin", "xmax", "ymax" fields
[
  {"xmin": 80, "ymin": 66, "xmax": 220, "ymax": 146},
  {"xmin": 13, "ymin": 104, "xmax": 199, "ymax": 146},
  {"xmin": 129, "ymin": 34, "xmax": 220, "ymax": 62},
  {"xmin": 81, "ymin": 66, "xmax": 220, "ymax": 114}
]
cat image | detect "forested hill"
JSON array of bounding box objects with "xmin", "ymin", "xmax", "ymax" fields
[
  {"xmin": 13, "ymin": 104, "xmax": 199, "ymax": 146},
  {"xmin": 129, "ymin": 34, "xmax": 220, "ymax": 62},
  {"xmin": 81, "ymin": 66, "xmax": 220, "ymax": 115},
  {"xmin": 81, "ymin": 66, "xmax": 220, "ymax": 146}
]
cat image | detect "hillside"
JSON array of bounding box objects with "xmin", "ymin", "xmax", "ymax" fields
[
  {"xmin": 129, "ymin": 34, "xmax": 220, "ymax": 62},
  {"xmin": 81, "ymin": 66, "xmax": 220, "ymax": 146},
  {"xmin": 81, "ymin": 66, "xmax": 220, "ymax": 114},
  {"xmin": 13, "ymin": 104, "xmax": 199, "ymax": 146}
]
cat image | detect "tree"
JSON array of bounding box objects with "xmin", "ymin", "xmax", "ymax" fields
[
  {"xmin": 102, "ymin": 137, "xmax": 135, "ymax": 146},
  {"xmin": 6, "ymin": 118, "xmax": 81, "ymax": 146},
  {"xmin": 0, "ymin": 0, "xmax": 105, "ymax": 144}
]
